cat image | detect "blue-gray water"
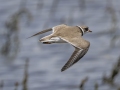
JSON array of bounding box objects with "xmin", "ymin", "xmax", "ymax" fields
[{"xmin": 0, "ymin": 0, "xmax": 120, "ymax": 90}]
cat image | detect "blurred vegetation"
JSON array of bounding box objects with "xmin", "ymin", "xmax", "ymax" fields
[
  {"xmin": 0, "ymin": 57, "xmax": 120, "ymax": 90},
  {"xmin": 22, "ymin": 58, "xmax": 29, "ymax": 90},
  {"xmin": 95, "ymin": 0, "xmax": 120, "ymax": 48},
  {"xmin": 0, "ymin": 58, "xmax": 29, "ymax": 90},
  {"xmin": 79, "ymin": 56, "xmax": 120, "ymax": 90},
  {"xmin": 0, "ymin": 80, "xmax": 4, "ymax": 90},
  {"xmin": 0, "ymin": 0, "xmax": 32, "ymax": 60},
  {"xmin": 79, "ymin": 76, "xmax": 88, "ymax": 90},
  {"xmin": 102, "ymin": 56, "xmax": 120, "ymax": 86},
  {"xmin": 0, "ymin": 0, "xmax": 120, "ymax": 90}
]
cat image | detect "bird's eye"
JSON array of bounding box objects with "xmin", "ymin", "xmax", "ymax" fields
[{"xmin": 85, "ymin": 28, "xmax": 88, "ymax": 31}]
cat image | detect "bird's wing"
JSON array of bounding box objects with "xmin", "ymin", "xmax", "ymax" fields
[
  {"xmin": 61, "ymin": 47, "xmax": 89, "ymax": 71},
  {"xmin": 27, "ymin": 28, "xmax": 52, "ymax": 38},
  {"xmin": 59, "ymin": 35, "xmax": 84, "ymax": 49},
  {"xmin": 59, "ymin": 36, "xmax": 90, "ymax": 71}
]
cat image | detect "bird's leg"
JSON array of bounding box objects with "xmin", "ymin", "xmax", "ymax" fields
[{"xmin": 43, "ymin": 42, "xmax": 51, "ymax": 44}]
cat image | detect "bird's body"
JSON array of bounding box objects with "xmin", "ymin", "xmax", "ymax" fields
[{"xmin": 29, "ymin": 24, "xmax": 92, "ymax": 71}]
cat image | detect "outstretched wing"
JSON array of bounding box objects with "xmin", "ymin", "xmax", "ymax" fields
[
  {"xmin": 27, "ymin": 28, "xmax": 52, "ymax": 38},
  {"xmin": 61, "ymin": 47, "xmax": 89, "ymax": 72}
]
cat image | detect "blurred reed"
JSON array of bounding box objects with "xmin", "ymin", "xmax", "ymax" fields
[
  {"xmin": 79, "ymin": 77, "xmax": 99, "ymax": 90},
  {"xmin": 118, "ymin": 87, "xmax": 120, "ymax": 90},
  {"xmin": 14, "ymin": 82, "xmax": 19, "ymax": 90},
  {"xmin": 95, "ymin": 0, "xmax": 120, "ymax": 48},
  {"xmin": 78, "ymin": 56, "xmax": 120, "ymax": 90},
  {"xmin": 105, "ymin": 0, "xmax": 120, "ymax": 48},
  {"xmin": 0, "ymin": 58, "xmax": 29, "ymax": 90},
  {"xmin": 0, "ymin": 80, "xmax": 4, "ymax": 90},
  {"xmin": 79, "ymin": 76, "xmax": 88, "ymax": 90},
  {"xmin": 0, "ymin": 0, "xmax": 120, "ymax": 90},
  {"xmin": 94, "ymin": 82, "xmax": 98, "ymax": 90},
  {"xmin": 102, "ymin": 56, "xmax": 120, "ymax": 89},
  {"xmin": 0, "ymin": 0, "xmax": 32, "ymax": 60},
  {"xmin": 22, "ymin": 58, "xmax": 29, "ymax": 90}
]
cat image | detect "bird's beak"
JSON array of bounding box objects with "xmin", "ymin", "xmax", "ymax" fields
[{"xmin": 88, "ymin": 30, "xmax": 92, "ymax": 32}]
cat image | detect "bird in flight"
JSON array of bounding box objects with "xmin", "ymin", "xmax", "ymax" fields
[{"xmin": 28, "ymin": 24, "xmax": 92, "ymax": 71}]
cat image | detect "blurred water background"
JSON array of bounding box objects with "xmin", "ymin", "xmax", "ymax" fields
[{"xmin": 0, "ymin": 0, "xmax": 120, "ymax": 90}]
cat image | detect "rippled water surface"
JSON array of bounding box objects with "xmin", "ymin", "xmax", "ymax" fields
[{"xmin": 0, "ymin": 0, "xmax": 120, "ymax": 90}]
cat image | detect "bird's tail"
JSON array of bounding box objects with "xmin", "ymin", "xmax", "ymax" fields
[{"xmin": 27, "ymin": 28, "xmax": 52, "ymax": 39}]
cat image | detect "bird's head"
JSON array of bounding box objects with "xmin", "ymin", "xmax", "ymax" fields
[
  {"xmin": 77, "ymin": 25, "xmax": 92, "ymax": 35},
  {"xmin": 81, "ymin": 26, "xmax": 92, "ymax": 33}
]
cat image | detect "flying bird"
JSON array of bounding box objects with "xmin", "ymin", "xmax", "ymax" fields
[{"xmin": 28, "ymin": 24, "xmax": 92, "ymax": 71}]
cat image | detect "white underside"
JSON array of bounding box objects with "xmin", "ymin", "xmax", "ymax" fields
[{"xmin": 41, "ymin": 37, "xmax": 66, "ymax": 43}]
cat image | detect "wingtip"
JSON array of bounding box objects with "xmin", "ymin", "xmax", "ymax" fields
[
  {"xmin": 26, "ymin": 28, "xmax": 52, "ymax": 39},
  {"xmin": 61, "ymin": 68, "xmax": 66, "ymax": 72},
  {"xmin": 26, "ymin": 37, "xmax": 31, "ymax": 39},
  {"xmin": 26, "ymin": 36, "xmax": 34, "ymax": 39},
  {"xmin": 61, "ymin": 69, "xmax": 64, "ymax": 72}
]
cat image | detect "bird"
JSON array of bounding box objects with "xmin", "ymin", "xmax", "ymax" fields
[{"xmin": 28, "ymin": 24, "xmax": 92, "ymax": 72}]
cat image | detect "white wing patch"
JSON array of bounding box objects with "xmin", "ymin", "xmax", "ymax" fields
[{"xmin": 50, "ymin": 37, "xmax": 66, "ymax": 43}]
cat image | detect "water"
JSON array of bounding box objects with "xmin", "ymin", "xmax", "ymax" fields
[{"xmin": 0, "ymin": 0, "xmax": 120, "ymax": 90}]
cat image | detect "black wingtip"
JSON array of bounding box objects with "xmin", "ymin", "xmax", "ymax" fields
[
  {"xmin": 26, "ymin": 35, "xmax": 35, "ymax": 39},
  {"xmin": 26, "ymin": 36, "xmax": 34, "ymax": 39},
  {"xmin": 26, "ymin": 36, "xmax": 32, "ymax": 39},
  {"xmin": 61, "ymin": 69, "xmax": 64, "ymax": 72},
  {"xmin": 61, "ymin": 68, "xmax": 66, "ymax": 72}
]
